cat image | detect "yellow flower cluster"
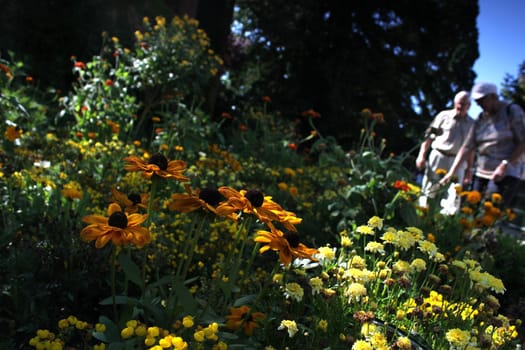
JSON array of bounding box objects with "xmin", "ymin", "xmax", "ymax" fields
[{"xmin": 28, "ymin": 315, "xmax": 106, "ymax": 350}]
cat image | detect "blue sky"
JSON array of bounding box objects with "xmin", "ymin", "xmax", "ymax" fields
[{"xmin": 470, "ymin": 0, "xmax": 525, "ymax": 117}]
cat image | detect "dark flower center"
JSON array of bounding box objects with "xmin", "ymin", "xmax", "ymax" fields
[
  {"xmin": 148, "ymin": 153, "xmax": 168, "ymax": 170},
  {"xmin": 244, "ymin": 189, "xmax": 264, "ymax": 207},
  {"xmin": 108, "ymin": 211, "xmax": 128, "ymax": 228},
  {"xmin": 199, "ymin": 188, "xmax": 223, "ymax": 206},
  {"xmin": 128, "ymin": 193, "xmax": 141, "ymax": 205},
  {"xmin": 284, "ymin": 231, "xmax": 300, "ymax": 248}
]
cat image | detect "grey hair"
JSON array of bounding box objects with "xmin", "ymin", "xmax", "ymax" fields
[{"xmin": 454, "ymin": 90, "xmax": 470, "ymax": 103}]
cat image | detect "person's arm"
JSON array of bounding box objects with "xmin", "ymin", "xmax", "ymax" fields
[
  {"xmin": 416, "ymin": 138, "xmax": 432, "ymax": 170},
  {"xmin": 463, "ymin": 149, "xmax": 475, "ymax": 184},
  {"xmin": 492, "ymin": 140, "xmax": 525, "ymax": 181},
  {"xmin": 440, "ymin": 144, "xmax": 469, "ymax": 185}
]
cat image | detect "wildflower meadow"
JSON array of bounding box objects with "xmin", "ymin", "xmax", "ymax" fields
[{"xmin": 1, "ymin": 15, "xmax": 524, "ymax": 350}]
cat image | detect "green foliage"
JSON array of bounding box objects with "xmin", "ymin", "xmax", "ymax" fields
[{"xmin": 59, "ymin": 15, "xmax": 223, "ymax": 144}]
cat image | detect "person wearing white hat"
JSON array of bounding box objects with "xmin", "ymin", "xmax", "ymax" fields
[{"xmin": 440, "ymin": 82, "xmax": 525, "ymax": 208}]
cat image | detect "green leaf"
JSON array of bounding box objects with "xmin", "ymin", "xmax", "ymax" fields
[
  {"xmin": 172, "ymin": 276, "xmax": 198, "ymax": 314},
  {"xmin": 95, "ymin": 315, "xmax": 121, "ymax": 343},
  {"xmin": 118, "ymin": 253, "xmax": 143, "ymax": 289}
]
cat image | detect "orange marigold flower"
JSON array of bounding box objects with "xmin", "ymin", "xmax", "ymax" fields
[
  {"xmin": 371, "ymin": 112, "xmax": 385, "ymax": 123},
  {"xmin": 5, "ymin": 126, "xmax": 22, "ymax": 141},
  {"xmin": 491, "ymin": 193, "xmax": 503, "ymax": 204},
  {"xmin": 25, "ymin": 76, "xmax": 34, "ymax": 84},
  {"xmin": 435, "ymin": 168, "xmax": 448, "ymax": 176},
  {"xmin": 393, "ymin": 180, "xmax": 410, "ymax": 192},
  {"xmin": 506, "ymin": 209, "xmax": 516, "ymax": 221},
  {"xmin": 106, "ymin": 120, "xmax": 120, "ymax": 133},
  {"xmin": 225, "ymin": 305, "xmax": 265, "ymax": 336},
  {"xmin": 254, "ymin": 223, "xmax": 318, "ymax": 266},
  {"xmin": 459, "ymin": 218, "xmax": 471, "ymax": 229},
  {"xmin": 288, "ymin": 143, "xmax": 298, "ymax": 151},
  {"xmin": 239, "ymin": 123, "xmax": 249, "ymax": 131},
  {"xmin": 0, "ymin": 63, "xmax": 14, "ymax": 79},
  {"xmin": 124, "ymin": 153, "xmax": 189, "ymax": 181},
  {"xmin": 221, "ymin": 112, "xmax": 233, "ymax": 119},
  {"xmin": 301, "ymin": 109, "xmax": 321, "ymax": 118},
  {"xmin": 74, "ymin": 61, "xmax": 86, "ymax": 69},
  {"xmin": 480, "ymin": 214, "xmax": 496, "ymax": 227},
  {"xmin": 80, "ymin": 203, "xmax": 150, "ymax": 248},
  {"xmin": 460, "ymin": 206, "xmax": 473, "ymax": 215},
  {"xmin": 464, "ymin": 191, "xmax": 481, "ymax": 205}
]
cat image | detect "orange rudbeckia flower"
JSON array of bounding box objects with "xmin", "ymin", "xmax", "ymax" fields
[
  {"xmin": 225, "ymin": 305, "xmax": 265, "ymax": 336},
  {"xmin": 80, "ymin": 203, "xmax": 150, "ymax": 248},
  {"xmin": 254, "ymin": 223, "xmax": 318, "ymax": 266},
  {"xmin": 111, "ymin": 188, "xmax": 149, "ymax": 214},
  {"xmin": 168, "ymin": 184, "xmax": 225, "ymax": 214},
  {"xmin": 216, "ymin": 187, "xmax": 292, "ymax": 225},
  {"xmin": 123, "ymin": 153, "xmax": 189, "ymax": 181}
]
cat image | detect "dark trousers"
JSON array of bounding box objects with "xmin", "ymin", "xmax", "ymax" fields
[{"xmin": 472, "ymin": 175, "xmax": 521, "ymax": 208}]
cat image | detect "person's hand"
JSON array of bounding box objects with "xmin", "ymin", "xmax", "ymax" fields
[
  {"xmin": 415, "ymin": 156, "xmax": 425, "ymax": 170},
  {"xmin": 491, "ymin": 161, "xmax": 508, "ymax": 182},
  {"xmin": 439, "ymin": 173, "xmax": 452, "ymax": 186},
  {"xmin": 463, "ymin": 168, "xmax": 473, "ymax": 185}
]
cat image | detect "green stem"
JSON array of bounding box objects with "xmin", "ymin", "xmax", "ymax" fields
[
  {"xmin": 179, "ymin": 215, "xmax": 208, "ymax": 280},
  {"xmin": 110, "ymin": 247, "xmax": 118, "ymax": 323},
  {"xmin": 141, "ymin": 175, "xmax": 160, "ymax": 291}
]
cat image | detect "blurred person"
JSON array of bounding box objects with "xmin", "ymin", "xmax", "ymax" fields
[
  {"xmin": 440, "ymin": 82, "xmax": 525, "ymax": 208},
  {"xmin": 416, "ymin": 91, "xmax": 474, "ymax": 208}
]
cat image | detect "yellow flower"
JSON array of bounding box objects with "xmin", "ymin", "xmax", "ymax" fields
[
  {"xmin": 61, "ymin": 181, "xmax": 83, "ymax": 200},
  {"xmin": 365, "ymin": 241, "xmax": 385, "ymax": 254},
  {"xmin": 278, "ymin": 320, "xmax": 298, "ymax": 338},
  {"xmin": 309, "ymin": 277, "xmax": 323, "ymax": 295},
  {"xmin": 351, "ymin": 340, "xmax": 373, "ymax": 350},
  {"xmin": 367, "ymin": 216, "xmax": 383, "ymax": 229},
  {"xmin": 148, "ymin": 327, "xmax": 160, "ymax": 337},
  {"xmin": 121, "ymin": 326, "xmax": 134, "ymax": 339},
  {"xmin": 317, "ymin": 246, "xmax": 335, "ymax": 260},
  {"xmin": 395, "ymin": 336, "xmax": 412, "ymax": 349},
  {"xmin": 446, "ymin": 328, "xmax": 470, "ymax": 348},
  {"xmin": 356, "ymin": 225, "xmax": 374, "ymax": 235},
  {"xmin": 341, "ymin": 236, "xmax": 353, "ymax": 247},
  {"xmin": 318, "ymin": 319, "xmax": 328, "ymax": 332},
  {"xmin": 345, "ymin": 282, "xmax": 367, "ymax": 301},
  {"xmin": 182, "ymin": 316, "xmax": 194, "ymax": 328},
  {"xmin": 284, "ymin": 282, "xmax": 304, "ymax": 302},
  {"xmin": 410, "ymin": 258, "xmax": 427, "ymax": 272}
]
